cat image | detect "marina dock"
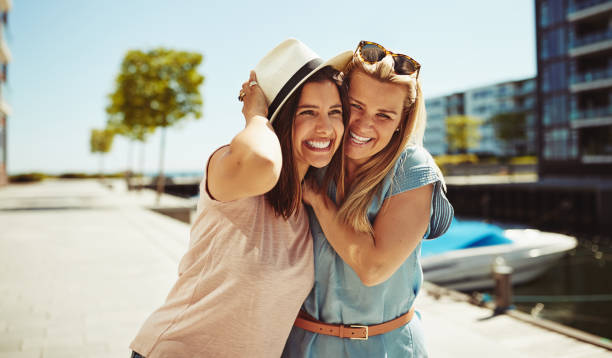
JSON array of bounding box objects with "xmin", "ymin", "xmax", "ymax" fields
[{"xmin": 1, "ymin": 180, "xmax": 610, "ymax": 357}]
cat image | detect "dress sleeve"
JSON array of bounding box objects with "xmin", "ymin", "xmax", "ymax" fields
[{"xmin": 388, "ymin": 146, "xmax": 454, "ymax": 240}]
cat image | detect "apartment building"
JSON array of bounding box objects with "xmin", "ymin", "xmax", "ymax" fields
[
  {"xmin": 424, "ymin": 78, "xmax": 536, "ymax": 157},
  {"xmin": 536, "ymin": 0, "xmax": 612, "ymax": 176}
]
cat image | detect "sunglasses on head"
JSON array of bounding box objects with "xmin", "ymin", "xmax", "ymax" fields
[{"xmin": 354, "ymin": 40, "xmax": 421, "ymax": 78}]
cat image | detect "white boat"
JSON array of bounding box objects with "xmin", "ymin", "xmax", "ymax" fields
[{"xmin": 421, "ymin": 220, "xmax": 578, "ymax": 291}]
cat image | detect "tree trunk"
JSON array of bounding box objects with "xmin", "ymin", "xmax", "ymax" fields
[
  {"xmin": 155, "ymin": 127, "xmax": 167, "ymax": 205},
  {"xmin": 139, "ymin": 140, "xmax": 146, "ymax": 192},
  {"xmin": 125, "ymin": 140, "xmax": 134, "ymax": 191},
  {"xmin": 99, "ymin": 153, "xmax": 104, "ymax": 181}
]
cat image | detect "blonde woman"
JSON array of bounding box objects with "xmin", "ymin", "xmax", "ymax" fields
[
  {"xmin": 129, "ymin": 39, "xmax": 352, "ymax": 358},
  {"xmin": 283, "ymin": 41, "xmax": 453, "ymax": 357}
]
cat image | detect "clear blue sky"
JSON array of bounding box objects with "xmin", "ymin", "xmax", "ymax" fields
[{"xmin": 6, "ymin": 0, "xmax": 536, "ymax": 175}]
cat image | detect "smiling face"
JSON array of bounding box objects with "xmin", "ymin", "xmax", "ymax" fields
[
  {"xmin": 344, "ymin": 70, "xmax": 408, "ymax": 167},
  {"xmin": 292, "ymin": 80, "xmax": 345, "ymax": 178}
]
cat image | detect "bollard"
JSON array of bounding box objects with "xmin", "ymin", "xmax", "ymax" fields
[{"xmin": 492, "ymin": 256, "xmax": 513, "ymax": 314}]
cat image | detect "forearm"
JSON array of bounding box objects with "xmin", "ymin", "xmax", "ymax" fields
[
  {"xmin": 310, "ymin": 195, "xmax": 384, "ymax": 286},
  {"xmin": 209, "ymin": 115, "xmax": 281, "ymax": 201},
  {"xmin": 230, "ymin": 115, "xmax": 281, "ymax": 175},
  {"xmin": 308, "ymin": 185, "xmax": 431, "ymax": 286}
]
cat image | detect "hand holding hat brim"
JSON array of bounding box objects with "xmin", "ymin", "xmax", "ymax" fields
[{"xmin": 240, "ymin": 71, "xmax": 268, "ymax": 121}]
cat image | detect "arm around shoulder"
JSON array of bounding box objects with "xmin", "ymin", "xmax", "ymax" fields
[{"xmin": 305, "ymin": 180, "xmax": 432, "ymax": 287}]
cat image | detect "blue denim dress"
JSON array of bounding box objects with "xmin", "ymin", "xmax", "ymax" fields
[{"xmin": 283, "ymin": 146, "xmax": 454, "ymax": 358}]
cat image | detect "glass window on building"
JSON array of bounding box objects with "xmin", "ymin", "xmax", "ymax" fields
[
  {"xmin": 523, "ymin": 80, "xmax": 536, "ymax": 93},
  {"xmin": 550, "ymin": 0, "xmax": 566, "ymax": 25},
  {"xmin": 540, "ymin": 0, "xmax": 550, "ymax": 27},
  {"xmin": 544, "ymin": 127, "xmax": 571, "ymax": 159},
  {"xmin": 541, "ymin": 28, "xmax": 566, "ymax": 60},
  {"xmin": 543, "ymin": 94, "xmax": 568, "ymax": 126},
  {"xmin": 542, "ymin": 62, "xmax": 567, "ymax": 93},
  {"xmin": 539, "ymin": 0, "xmax": 566, "ymax": 28},
  {"xmin": 571, "ymin": 129, "xmax": 579, "ymax": 158}
]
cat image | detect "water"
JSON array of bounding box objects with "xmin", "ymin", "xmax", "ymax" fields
[
  {"xmin": 510, "ymin": 237, "xmax": 612, "ymax": 340},
  {"xmin": 478, "ymin": 230, "xmax": 612, "ymax": 340}
]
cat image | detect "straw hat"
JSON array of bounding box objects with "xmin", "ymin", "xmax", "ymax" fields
[{"xmin": 253, "ymin": 38, "xmax": 352, "ymax": 122}]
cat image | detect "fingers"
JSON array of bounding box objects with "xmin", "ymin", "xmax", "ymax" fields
[
  {"xmin": 239, "ymin": 71, "xmax": 259, "ymax": 102},
  {"xmin": 239, "ymin": 71, "xmax": 267, "ymax": 119}
]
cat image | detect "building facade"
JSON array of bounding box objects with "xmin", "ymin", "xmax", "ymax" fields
[
  {"xmin": 0, "ymin": 0, "xmax": 10, "ymax": 186},
  {"xmin": 536, "ymin": 0, "xmax": 612, "ymax": 176},
  {"xmin": 423, "ymin": 96, "xmax": 448, "ymax": 155},
  {"xmin": 424, "ymin": 78, "xmax": 536, "ymax": 157}
]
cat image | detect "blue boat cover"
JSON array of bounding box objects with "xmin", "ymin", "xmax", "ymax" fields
[{"xmin": 421, "ymin": 219, "xmax": 512, "ymax": 257}]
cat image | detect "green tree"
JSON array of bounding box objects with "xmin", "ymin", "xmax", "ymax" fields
[
  {"xmin": 490, "ymin": 112, "xmax": 527, "ymax": 156},
  {"xmin": 90, "ymin": 128, "xmax": 115, "ymax": 179},
  {"xmin": 445, "ymin": 115, "xmax": 482, "ymax": 154},
  {"xmin": 106, "ymin": 48, "xmax": 204, "ymax": 202}
]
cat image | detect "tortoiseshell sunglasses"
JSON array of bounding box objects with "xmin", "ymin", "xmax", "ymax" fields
[{"xmin": 355, "ymin": 40, "xmax": 421, "ymax": 78}]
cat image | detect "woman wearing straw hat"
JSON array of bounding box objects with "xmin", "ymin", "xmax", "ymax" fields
[
  {"xmin": 283, "ymin": 41, "xmax": 454, "ymax": 357},
  {"xmin": 129, "ymin": 39, "xmax": 352, "ymax": 358}
]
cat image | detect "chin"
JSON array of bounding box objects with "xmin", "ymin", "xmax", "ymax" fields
[{"xmin": 308, "ymin": 157, "xmax": 333, "ymax": 168}]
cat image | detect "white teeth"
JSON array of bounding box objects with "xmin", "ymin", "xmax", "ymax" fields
[
  {"xmin": 349, "ymin": 131, "xmax": 372, "ymax": 144},
  {"xmin": 306, "ymin": 140, "xmax": 331, "ymax": 149}
]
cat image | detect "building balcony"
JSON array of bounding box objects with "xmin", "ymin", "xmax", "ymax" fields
[
  {"xmin": 570, "ymin": 77, "xmax": 612, "ymax": 92},
  {"xmin": 570, "ymin": 67, "xmax": 612, "ymax": 91},
  {"xmin": 568, "ymin": 0, "xmax": 612, "ymax": 22},
  {"xmin": 517, "ymin": 82, "xmax": 536, "ymax": 96},
  {"xmin": 569, "ymin": 29, "xmax": 612, "ymax": 57},
  {"xmin": 570, "ymin": 106, "xmax": 612, "ymax": 127},
  {"xmin": 572, "ymin": 67, "xmax": 612, "ymax": 83},
  {"xmin": 582, "ymin": 154, "xmax": 612, "ymax": 163}
]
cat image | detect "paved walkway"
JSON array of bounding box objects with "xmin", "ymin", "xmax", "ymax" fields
[
  {"xmin": 0, "ymin": 179, "xmax": 610, "ymax": 357},
  {"xmin": 0, "ymin": 180, "xmax": 190, "ymax": 358}
]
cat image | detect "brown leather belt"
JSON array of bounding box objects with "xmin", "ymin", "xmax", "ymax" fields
[{"xmin": 293, "ymin": 307, "xmax": 415, "ymax": 340}]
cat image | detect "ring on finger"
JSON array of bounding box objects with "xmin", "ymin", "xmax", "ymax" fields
[
  {"xmin": 248, "ymin": 80, "xmax": 258, "ymax": 87},
  {"xmin": 238, "ymin": 90, "xmax": 246, "ymax": 102}
]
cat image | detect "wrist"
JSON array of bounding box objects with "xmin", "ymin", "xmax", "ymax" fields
[{"xmin": 245, "ymin": 114, "xmax": 269, "ymax": 126}]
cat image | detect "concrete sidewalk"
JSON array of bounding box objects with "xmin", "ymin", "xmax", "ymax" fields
[
  {"xmin": 0, "ymin": 180, "xmax": 189, "ymax": 357},
  {"xmin": 1, "ymin": 179, "xmax": 610, "ymax": 357}
]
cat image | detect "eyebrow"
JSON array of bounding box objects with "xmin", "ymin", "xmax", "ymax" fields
[
  {"xmin": 349, "ymin": 97, "xmax": 398, "ymax": 115},
  {"xmin": 297, "ymin": 103, "xmax": 342, "ymax": 109}
]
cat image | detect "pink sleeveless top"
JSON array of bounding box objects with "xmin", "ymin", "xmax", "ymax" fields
[{"xmin": 130, "ymin": 178, "xmax": 314, "ymax": 357}]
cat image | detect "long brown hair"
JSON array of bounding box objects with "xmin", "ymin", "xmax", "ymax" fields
[
  {"xmin": 322, "ymin": 55, "xmax": 426, "ymax": 233},
  {"xmin": 265, "ymin": 66, "xmax": 348, "ymax": 218}
]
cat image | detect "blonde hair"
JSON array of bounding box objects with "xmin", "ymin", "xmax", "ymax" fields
[{"xmin": 322, "ymin": 55, "xmax": 427, "ymax": 233}]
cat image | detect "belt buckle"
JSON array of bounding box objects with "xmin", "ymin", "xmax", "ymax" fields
[{"xmin": 350, "ymin": 325, "xmax": 368, "ymax": 340}]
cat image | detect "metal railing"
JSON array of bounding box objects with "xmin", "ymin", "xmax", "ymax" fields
[
  {"xmin": 570, "ymin": 28, "xmax": 612, "ymax": 49},
  {"xmin": 570, "ymin": 105, "xmax": 612, "ymax": 120},
  {"xmin": 571, "ymin": 67, "xmax": 612, "ymax": 84},
  {"xmin": 568, "ymin": 0, "xmax": 610, "ymax": 13}
]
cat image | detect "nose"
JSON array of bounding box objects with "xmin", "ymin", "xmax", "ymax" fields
[
  {"xmin": 314, "ymin": 113, "xmax": 335, "ymax": 135},
  {"xmin": 350, "ymin": 111, "xmax": 374, "ymax": 130}
]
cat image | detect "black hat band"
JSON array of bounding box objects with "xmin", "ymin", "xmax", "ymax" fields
[{"xmin": 267, "ymin": 58, "xmax": 324, "ymax": 119}]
